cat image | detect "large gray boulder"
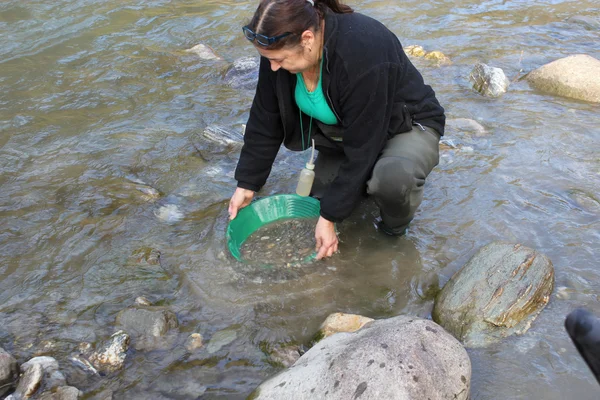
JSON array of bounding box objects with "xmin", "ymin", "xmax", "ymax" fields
[
  {"xmin": 469, "ymin": 63, "xmax": 510, "ymax": 97},
  {"xmin": 251, "ymin": 316, "xmax": 471, "ymax": 400},
  {"xmin": 0, "ymin": 347, "xmax": 19, "ymax": 397},
  {"xmin": 526, "ymin": 54, "xmax": 600, "ymax": 103},
  {"xmin": 433, "ymin": 242, "xmax": 554, "ymax": 348}
]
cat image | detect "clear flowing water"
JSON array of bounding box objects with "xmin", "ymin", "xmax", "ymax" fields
[{"xmin": 1, "ymin": 0, "xmax": 599, "ymax": 399}]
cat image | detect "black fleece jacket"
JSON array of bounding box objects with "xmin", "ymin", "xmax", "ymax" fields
[{"xmin": 234, "ymin": 10, "xmax": 445, "ymax": 223}]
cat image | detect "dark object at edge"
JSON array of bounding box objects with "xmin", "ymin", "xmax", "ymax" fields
[{"xmin": 565, "ymin": 308, "xmax": 600, "ymax": 384}]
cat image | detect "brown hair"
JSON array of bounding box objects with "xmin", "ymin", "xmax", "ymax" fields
[{"xmin": 246, "ymin": 0, "xmax": 353, "ymax": 50}]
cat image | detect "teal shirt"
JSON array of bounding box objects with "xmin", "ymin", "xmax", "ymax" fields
[{"xmin": 295, "ymin": 60, "xmax": 338, "ymax": 126}]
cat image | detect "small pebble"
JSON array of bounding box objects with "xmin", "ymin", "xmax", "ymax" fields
[
  {"xmin": 186, "ymin": 333, "xmax": 204, "ymax": 351},
  {"xmin": 135, "ymin": 296, "xmax": 152, "ymax": 306}
]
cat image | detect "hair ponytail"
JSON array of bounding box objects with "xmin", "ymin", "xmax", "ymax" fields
[
  {"xmin": 245, "ymin": 0, "xmax": 353, "ymax": 50},
  {"xmin": 315, "ymin": 0, "xmax": 353, "ymax": 14}
]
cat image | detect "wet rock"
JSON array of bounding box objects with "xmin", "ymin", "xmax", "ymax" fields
[
  {"xmin": 131, "ymin": 247, "xmax": 161, "ymax": 265},
  {"xmin": 115, "ymin": 307, "xmax": 179, "ymax": 351},
  {"xmin": 69, "ymin": 354, "xmax": 98, "ymax": 375},
  {"xmin": 567, "ymin": 15, "xmax": 600, "ymax": 30},
  {"xmin": 135, "ymin": 296, "xmax": 153, "ymax": 306},
  {"xmin": 88, "ymin": 331, "xmax": 130, "ymax": 373},
  {"xmin": 251, "ymin": 316, "xmax": 470, "ymax": 400},
  {"xmin": 201, "ymin": 125, "xmax": 244, "ymax": 147},
  {"xmin": 185, "ymin": 333, "xmax": 204, "ymax": 352},
  {"xmin": 313, "ymin": 313, "xmax": 374, "ymax": 343},
  {"xmin": 184, "ymin": 43, "xmax": 221, "ymax": 60},
  {"xmin": 87, "ymin": 389, "xmax": 113, "ymax": 400},
  {"xmin": 424, "ymin": 50, "xmax": 452, "ymax": 66},
  {"xmin": 14, "ymin": 362, "xmax": 42, "ymax": 399},
  {"xmin": 34, "ymin": 340, "xmax": 57, "ymax": 356},
  {"xmin": 404, "ymin": 45, "xmax": 450, "ymax": 66},
  {"xmin": 0, "ymin": 347, "xmax": 19, "ymax": 397},
  {"xmin": 469, "ymin": 63, "xmax": 510, "ymax": 97},
  {"xmin": 18, "ymin": 357, "xmax": 66, "ymax": 395},
  {"xmin": 38, "ymin": 386, "xmax": 82, "ymax": 400},
  {"xmin": 433, "ymin": 242, "xmax": 554, "ymax": 348},
  {"xmin": 404, "ymin": 45, "xmax": 426, "ymax": 57},
  {"xmin": 206, "ymin": 329, "xmax": 238, "ymax": 354},
  {"xmin": 224, "ymin": 56, "xmax": 259, "ymax": 89},
  {"xmin": 136, "ymin": 186, "xmax": 161, "ymax": 201},
  {"xmin": 446, "ymin": 118, "xmax": 487, "ymax": 137},
  {"xmin": 526, "ymin": 54, "xmax": 600, "ymax": 103},
  {"xmin": 261, "ymin": 342, "xmax": 303, "ymax": 368}
]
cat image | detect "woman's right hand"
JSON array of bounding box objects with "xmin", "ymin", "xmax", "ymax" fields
[{"xmin": 228, "ymin": 188, "xmax": 255, "ymax": 220}]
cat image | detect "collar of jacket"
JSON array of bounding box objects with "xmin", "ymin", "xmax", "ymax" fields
[{"xmin": 278, "ymin": 9, "xmax": 342, "ymax": 151}]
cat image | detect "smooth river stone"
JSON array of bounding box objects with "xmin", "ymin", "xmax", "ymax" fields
[
  {"xmin": 433, "ymin": 241, "xmax": 554, "ymax": 348},
  {"xmin": 526, "ymin": 54, "xmax": 600, "ymax": 103}
]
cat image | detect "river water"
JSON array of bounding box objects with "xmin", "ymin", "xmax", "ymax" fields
[{"xmin": 1, "ymin": 0, "xmax": 599, "ymax": 399}]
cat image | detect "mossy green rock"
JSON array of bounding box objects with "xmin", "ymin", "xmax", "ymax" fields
[{"xmin": 433, "ymin": 242, "xmax": 554, "ymax": 348}]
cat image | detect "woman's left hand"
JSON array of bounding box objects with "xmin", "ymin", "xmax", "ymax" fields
[{"xmin": 315, "ymin": 216, "xmax": 338, "ymax": 260}]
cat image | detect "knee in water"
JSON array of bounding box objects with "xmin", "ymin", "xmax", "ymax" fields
[{"xmin": 369, "ymin": 157, "xmax": 415, "ymax": 201}]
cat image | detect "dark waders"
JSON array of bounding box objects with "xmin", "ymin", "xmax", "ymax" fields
[{"xmin": 311, "ymin": 124, "xmax": 440, "ymax": 234}]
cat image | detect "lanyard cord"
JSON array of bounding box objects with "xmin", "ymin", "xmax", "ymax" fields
[{"xmin": 299, "ymin": 107, "xmax": 313, "ymax": 151}]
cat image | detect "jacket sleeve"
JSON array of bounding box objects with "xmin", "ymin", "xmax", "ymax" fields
[
  {"xmin": 319, "ymin": 63, "xmax": 401, "ymax": 222},
  {"xmin": 234, "ymin": 57, "xmax": 284, "ymax": 192}
]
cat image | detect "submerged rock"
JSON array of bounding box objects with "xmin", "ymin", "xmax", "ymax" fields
[
  {"xmin": 131, "ymin": 247, "xmax": 161, "ymax": 266},
  {"xmin": 0, "ymin": 347, "xmax": 19, "ymax": 397},
  {"xmin": 251, "ymin": 316, "xmax": 471, "ymax": 400},
  {"xmin": 433, "ymin": 242, "xmax": 554, "ymax": 348},
  {"xmin": 424, "ymin": 50, "xmax": 452, "ymax": 66},
  {"xmin": 37, "ymin": 386, "xmax": 82, "ymax": 400},
  {"xmin": 115, "ymin": 307, "xmax": 179, "ymax": 351},
  {"xmin": 154, "ymin": 204, "xmax": 184, "ymax": 223},
  {"xmin": 526, "ymin": 54, "xmax": 600, "ymax": 103},
  {"xmin": 224, "ymin": 56, "xmax": 259, "ymax": 89},
  {"xmin": 201, "ymin": 125, "xmax": 244, "ymax": 147},
  {"xmin": 206, "ymin": 329, "xmax": 238, "ymax": 354},
  {"xmin": 404, "ymin": 45, "xmax": 426, "ymax": 57},
  {"xmin": 445, "ymin": 118, "xmax": 487, "ymax": 137},
  {"xmin": 184, "ymin": 43, "xmax": 221, "ymax": 60},
  {"xmin": 185, "ymin": 333, "xmax": 204, "ymax": 352},
  {"xmin": 567, "ymin": 15, "xmax": 600, "ymax": 30},
  {"xmin": 261, "ymin": 342, "xmax": 303, "ymax": 368},
  {"xmin": 469, "ymin": 63, "xmax": 510, "ymax": 97},
  {"xmin": 313, "ymin": 312, "xmax": 374, "ymax": 343},
  {"xmin": 88, "ymin": 331, "xmax": 130, "ymax": 373},
  {"xmin": 404, "ymin": 45, "xmax": 451, "ymax": 65}
]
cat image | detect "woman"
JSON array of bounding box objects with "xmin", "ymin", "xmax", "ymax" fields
[{"xmin": 228, "ymin": 0, "xmax": 445, "ymax": 260}]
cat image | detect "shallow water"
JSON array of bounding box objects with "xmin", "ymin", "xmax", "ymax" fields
[{"xmin": 0, "ymin": 0, "xmax": 599, "ymax": 399}]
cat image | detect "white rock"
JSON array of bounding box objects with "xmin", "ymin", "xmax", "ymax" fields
[
  {"xmin": 154, "ymin": 204, "xmax": 184, "ymax": 223},
  {"xmin": 469, "ymin": 63, "xmax": 510, "ymax": 97},
  {"xmin": 184, "ymin": 44, "xmax": 221, "ymax": 60},
  {"xmin": 446, "ymin": 118, "xmax": 487, "ymax": 137}
]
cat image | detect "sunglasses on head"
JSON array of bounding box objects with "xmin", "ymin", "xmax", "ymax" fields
[{"xmin": 242, "ymin": 26, "xmax": 293, "ymax": 46}]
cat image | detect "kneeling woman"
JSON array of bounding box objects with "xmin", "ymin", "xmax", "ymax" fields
[{"xmin": 228, "ymin": 0, "xmax": 445, "ymax": 259}]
